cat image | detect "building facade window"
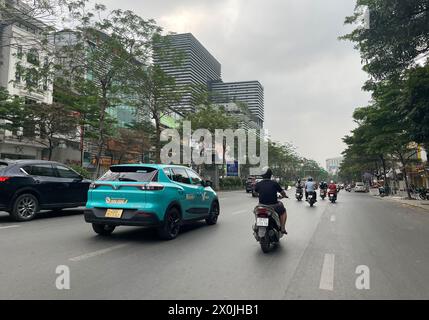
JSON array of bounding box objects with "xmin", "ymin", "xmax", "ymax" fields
[
  {"xmin": 27, "ymin": 48, "xmax": 40, "ymax": 66},
  {"xmin": 17, "ymin": 45, "xmax": 23, "ymax": 59}
]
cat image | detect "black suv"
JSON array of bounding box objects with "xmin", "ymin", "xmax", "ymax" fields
[{"xmin": 0, "ymin": 160, "xmax": 91, "ymax": 221}]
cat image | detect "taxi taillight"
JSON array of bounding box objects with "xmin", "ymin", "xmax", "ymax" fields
[{"xmin": 139, "ymin": 183, "xmax": 164, "ymax": 191}]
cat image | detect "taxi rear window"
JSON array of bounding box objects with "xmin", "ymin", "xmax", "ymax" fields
[{"xmin": 98, "ymin": 167, "xmax": 158, "ymax": 182}]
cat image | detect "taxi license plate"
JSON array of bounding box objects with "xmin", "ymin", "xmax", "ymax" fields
[
  {"xmin": 105, "ymin": 209, "xmax": 123, "ymax": 219},
  {"xmin": 256, "ymin": 218, "xmax": 269, "ymax": 227}
]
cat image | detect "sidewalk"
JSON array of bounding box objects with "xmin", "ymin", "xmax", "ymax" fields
[{"xmin": 376, "ymin": 195, "xmax": 429, "ymax": 212}]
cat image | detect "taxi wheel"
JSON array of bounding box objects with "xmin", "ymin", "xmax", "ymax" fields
[
  {"xmin": 158, "ymin": 208, "xmax": 181, "ymax": 240},
  {"xmin": 92, "ymin": 223, "xmax": 115, "ymax": 236},
  {"xmin": 206, "ymin": 201, "xmax": 219, "ymax": 225}
]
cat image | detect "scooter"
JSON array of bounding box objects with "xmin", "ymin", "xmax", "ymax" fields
[
  {"xmin": 307, "ymin": 191, "xmax": 317, "ymax": 207},
  {"xmin": 253, "ymin": 198, "xmax": 286, "ymax": 253},
  {"xmin": 328, "ymin": 191, "xmax": 337, "ymax": 203},
  {"xmin": 296, "ymin": 188, "xmax": 304, "ymax": 201},
  {"xmin": 320, "ymin": 189, "xmax": 327, "ymax": 200}
]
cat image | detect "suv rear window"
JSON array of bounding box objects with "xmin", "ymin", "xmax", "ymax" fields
[{"xmin": 98, "ymin": 166, "xmax": 158, "ymax": 182}]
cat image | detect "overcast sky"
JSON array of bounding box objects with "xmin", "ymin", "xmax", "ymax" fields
[{"xmin": 101, "ymin": 0, "xmax": 371, "ymax": 167}]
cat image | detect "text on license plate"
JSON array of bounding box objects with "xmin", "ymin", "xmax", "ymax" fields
[
  {"xmin": 256, "ymin": 218, "xmax": 269, "ymax": 227},
  {"xmin": 105, "ymin": 209, "xmax": 123, "ymax": 218}
]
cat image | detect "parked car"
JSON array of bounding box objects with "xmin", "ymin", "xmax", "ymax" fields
[
  {"xmin": 354, "ymin": 182, "xmax": 368, "ymax": 193},
  {"xmin": 245, "ymin": 177, "xmax": 254, "ymax": 193},
  {"xmin": 0, "ymin": 160, "xmax": 91, "ymax": 221},
  {"xmin": 84, "ymin": 164, "xmax": 219, "ymax": 240},
  {"xmin": 246, "ymin": 175, "xmax": 262, "ymax": 193},
  {"xmin": 251, "ymin": 178, "xmax": 263, "ymax": 197}
]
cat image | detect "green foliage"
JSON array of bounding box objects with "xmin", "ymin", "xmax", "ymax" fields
[
  {"xmin": 69, "ymin": 164, "xmax": 92, "ymax": 180},
  {"xmin": 340, "ymin": 0, "xmax": 429, "ymax": 197},
  {"xmin": 180, "ymin": 104, "xmax": 239, "ymax": 133},
  {"xmin": 341, "ymin": 0, "xmax": 429, "ymax": 82},
  {"xmin": 219, "ymin": 177, "xmax": 243, "ymax": 190}
]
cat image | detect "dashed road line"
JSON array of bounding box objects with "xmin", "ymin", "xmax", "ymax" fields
[
  {"xmin": 69, "ymin": 244, "xmax": 128, "ymax": 262},
  {"xmin": 330, "ymin": 215, "xmax": 336, "ymax": 222},
  {"xmin": 232, "ymin": 210, "xmax": 248, "ymax": 216},
  {"xmin": 319, "ymin": 254, "xmax": 335, "ymax": 291},
  {"xmin": 0, "ymin": 225, "xmax": 20, "ymax": 230}
]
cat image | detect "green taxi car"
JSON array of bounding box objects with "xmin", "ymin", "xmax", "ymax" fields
[{"xmin": 84, "ymin": 164, "xmax": 219, "ymax": 240}]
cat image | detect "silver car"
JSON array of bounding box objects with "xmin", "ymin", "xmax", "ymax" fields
[{"xmin": 354, "ymin": 182, "xmax": 368, "ymax": 192}]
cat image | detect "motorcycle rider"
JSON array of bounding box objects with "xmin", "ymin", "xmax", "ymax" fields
[
  {"xmin": 305, "ymin": 177, "xmax": 317, "ymax": 202},
  {"xmin": 319, "ymin": 180, "xmax": 328, "ymax": 197},
  {"xmin": 296, "ymin": 178, "xmax": 304, "ymax": 192},
  {"xmin": 254, "ymin": 167, "xmax": 289, "ymax": 234},
  {"xmin": 328, "ymin": 180, "xmax": 338, "ymax": 197}
]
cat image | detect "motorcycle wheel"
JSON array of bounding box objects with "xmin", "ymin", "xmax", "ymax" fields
[{"xmin": 260, "ymin": 235, "xmax": 271, "ymax": 253}]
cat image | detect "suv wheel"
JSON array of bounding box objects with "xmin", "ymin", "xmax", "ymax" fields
[
  {"xmin": 158, "ymin": 207, "xmax": 181, "ymax": 240},
  {"xmin": 11, "ymin": 194, "xmax": 39, "ymax": 222},
  {"xmin": 206, "ymin": 201, "xmax": 219, "ymax": 225},
  {"xmin": 92, "ymin": 223, "xmax": 115, "ymax": 236}
]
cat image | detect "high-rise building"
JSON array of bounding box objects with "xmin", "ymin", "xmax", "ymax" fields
[
  {"xmin": 153, "ymin": 33, "xmax": 221, "ymax": 113},
  {"xmin": 326, "ymin": 157, "xmax": 344, "ymax": 175},
  {"xmin": 209, "ymin": 80, "xmax": 264, "ymax": 128},
  {"xmin": 154, "ymin": 33, "xmax": 265, "ymax": 129}
]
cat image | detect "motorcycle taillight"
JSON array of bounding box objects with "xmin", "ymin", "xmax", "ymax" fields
[{"xmin": 256, "ymin": 207, "xmax": 269, "ymax": 217}]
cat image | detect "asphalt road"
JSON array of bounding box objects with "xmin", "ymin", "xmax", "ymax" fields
[{"xmin": 0, "ymin": 189, "xmax": 428, "ymax": 300}]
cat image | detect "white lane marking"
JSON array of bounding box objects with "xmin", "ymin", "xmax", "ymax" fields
[
  {"xmin": 319, "ymin": 254, "xmax": 335, "ymax": 291},
  {"xmin": 69, "ymin": 244, "xmax": 128, "ymax": 262},
  {"xmin": 0, "ymin": 225, "xmax": 20, "ymax": 230},
  {"xmin": 232, "ymin": 210, "xmax": 248, "ymax": 216},
  {"xmin": 330, "ymin": 215, "xmax": 336, "ymax": 222}
]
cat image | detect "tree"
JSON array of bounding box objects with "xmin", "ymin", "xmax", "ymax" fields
[
  {"xmin": 28, "ymin": 102, "xmax": 79, "ymax": 160},
  {"xmin": 131, "ymin": 64, "xmax": 183, "ymax": 163},
  {"xmin": 128, "ymin": 33, "xmax": 186, "ymax": 164},
  {"xmin": 0, "ymin": 87, "xmax": 79, "ymax": 160},
  {"xmin": 52, "ymin": 3, "xmax": 162, "ymax": 175},
  {"xmin": 0, "ymin": 87, "xmax": 26, "ymax": 135},
  {"xmin": 401, "ymin": 65, "xmax": 429, "ymax": 149},
  {"xmin": 341, "ymin": 0, "xmax": 429, "ymax": 83},
  {"xmin": 341, "ymin": 97, "xmax": 420, "ymax": 199},
  {"xmin": 179, "ymin": 103, "xmax": 239, "ymax": 176}
]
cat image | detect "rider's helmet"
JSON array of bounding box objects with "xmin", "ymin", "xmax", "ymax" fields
[
  {"xmin": 331, "ymin": 180, "xmax": 334, "ymax": 184},
  {"xmin": 308, "ymin": 177, "xmax": 313, "ymax": 182},
  {"xmin": 261, "ymin": 167, "xmax": 273, "ymax": 179}
]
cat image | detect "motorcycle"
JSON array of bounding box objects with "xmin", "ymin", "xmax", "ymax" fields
[
  {"xmin": 307, "ymin": 191, "xmax": 317, "ymax": 207},
  {"xmin": 253, "ymin": 203, "xmax": 285, "ymax": 253},
  {"xmin": 320, "ymin": 189, "xmax": 327, "ymax": 200},
  {"xmin": 328, "ymin": 191, "xmax": 337, "ymax": 203},
  {"xmin": 379, "ymin": 187, "xmax": 386, "ymax": 197},
  {"xmin": 418, "ymin": 188, "xmax": 428, "ymax": 200},
  {"xmin": 296, "ymin": 188, "xmax": 304, "ymax": 201},
  {"xmin": 346, "ymin": 185, "xmax": 352, "ymax": 192}
]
